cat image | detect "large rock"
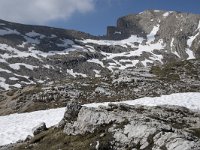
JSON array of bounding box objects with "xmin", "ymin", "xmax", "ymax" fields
[
  {"xmin": 63, "ymin": 103, "xmax": 200, "ymax": 150},
  {"xmin": 58, "ymin": 100, "xmax": 82, "ymax": 128},
  {"xmin": 32, "ymin": 122, "xmax": 47, "ymax": 136}
]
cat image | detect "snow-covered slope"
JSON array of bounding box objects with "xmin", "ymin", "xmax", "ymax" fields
[
  {"xmin": 84, "ymin": 92, "xmax": 200, "ymax": 111},
  {"xmin": 0, "ymin": 108, "xmax": 65, "ymax": 146},
  {"xmin": 0, "ymin": 10, "xmax": 200, "ymax": 90},
  {"xmin": 1, "ymin": 92, "xmax": 200, "ymax": 146}
]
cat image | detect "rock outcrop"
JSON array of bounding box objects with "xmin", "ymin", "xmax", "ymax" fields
[
  {"xmin": 32, "ymin": 122, "xmax": 47, "ymax": 136},
  {"xmin": 4, "ymin": 103, "xmax": 200, "ymax": 150},
  {"xmin": 62, "ymin": 103, "xmax": 200, "ymax": 150}
]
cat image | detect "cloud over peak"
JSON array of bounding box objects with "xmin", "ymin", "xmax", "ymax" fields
[{"xmin": 0, "ymin": 0, "xmax": 95, "ymax": 24}]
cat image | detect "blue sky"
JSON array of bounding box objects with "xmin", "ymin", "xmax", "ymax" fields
[
  {"xmin": 48, "ymin": 0, "xmax": 200, "ymax": 35},
  {"xmin": 0, "ymin": 0, "xmax": 199, "ymax": 35}
]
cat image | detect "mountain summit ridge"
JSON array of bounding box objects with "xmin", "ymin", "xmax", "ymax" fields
[{"xmin": 0, "ymin": 10, "xmax": 199, "ymax": 90}]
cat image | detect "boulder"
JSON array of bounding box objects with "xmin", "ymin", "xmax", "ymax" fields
[{"xmin": 32, "ymin": 122, "xmax": 47, "ymax": 136}]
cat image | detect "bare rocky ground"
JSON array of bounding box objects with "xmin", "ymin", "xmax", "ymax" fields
[{"xmin": 0, "ymin": 58, "xmax": 200, "ymax": 116}]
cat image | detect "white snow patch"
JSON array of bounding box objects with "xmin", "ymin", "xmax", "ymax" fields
[
  {"xmin": 93, "ymin": 70, "xmax": 101, "ymax": 77},
  {"xmin": 17, "ymin": 42, "xmax": 26, "ymax": 48},
  {"xmin": 187, "ymin": 32, "xmax": 199, "ymax": 48},
  {"xmin": 163, "ymin": 12, "xmax": 170, "ymax": 17},
  {"xmin": 185, "ymin": 48, "xmax": 195, "ymax": 60},
  {"xmin": 0, "ymin": 68, "xmax": 12, "ymax": 73},
  {"xmin": 95, "ymin": 141, "xmax": 100, "ymax": 150},
  {"xmin": 0, "ymin": 108, "xmax": 65, "ymax": 146},
  {"xmin": 80, "ymin": 35, "xmax": 144, "ymax": 48},
  {"xmin": 87, "ymin": 59, "xmax": 105, "ymax": 68},
  {"xmin": 0, "ymin": 28, "xmax": 20, "ymax": 36},
  {"xmin": 26, "ymin": 31, "xmax": 45, "ymax": 39},
  {"xmin": 114, "ymin": 31, "xmax": 121, "ymax": 34},
  {"xmin": 9, "ymin": 77, "xmax": 18, "ymax": 81},
  {"xmin": 173, "ymin": 51, "xmax": 180, "ymax": 58},
  {"xmin": 0, "ymin": 77, "xmax": 9, "ymax": 90},
  {"xmin": 12, "ymin": 84, "xmax": 21, "ymax": 88},
  {"xmin": 43, "ymin": 65, "xmax": 52, "ymax": 69},
  {"xmin": 24, "ymin": 36, "xmax": 40, "ymax": 44},
  {"xmin": 0, "ymin": 58, "xmax": 7, "ymax": 63},
  {"xmin": 147, "ymin": 24, "xmax": 160, "ymax": 43},
  {"xmin": 50, "ymin": 34, "xmax": 57, "ymax": 38},
  {"xmin": 84, "ymin": 92, "xmax": 200, "ymax": 111},
  {"xmin": 9, "ymin": 63, "xmax": 38, "ymax": 70},
  {"xmin": 67, "ymin": 69, "xmax": 87, "ymax": 77},
  {"xmin": 170, "ymin": 38, "xmax": 174, "ymax": 50}
]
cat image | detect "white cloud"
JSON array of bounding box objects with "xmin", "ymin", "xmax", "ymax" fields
[{"xmin": 0, "ymin": 0, "xmax": 95, "ymax": 24}]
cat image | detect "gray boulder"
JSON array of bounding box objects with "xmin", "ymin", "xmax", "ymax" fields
[{"xmin": 32, "ymin": 122, "xmax": 47, "ymax": 136}]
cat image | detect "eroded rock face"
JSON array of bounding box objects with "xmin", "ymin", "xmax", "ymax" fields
[{"xmin": 63, "ymin": 103, "xmax": 200, "ymax": 150}]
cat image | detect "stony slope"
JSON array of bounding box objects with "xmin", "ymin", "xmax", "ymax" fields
[
  {"xmin": 0, "ymin": 10, "xmax": 200, "ymax": 90},
  {"xmin": 0, "ymin": 58, "xmax": 200, "ymax": 115}
]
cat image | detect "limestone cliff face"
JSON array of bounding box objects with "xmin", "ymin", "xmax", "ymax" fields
[{"xmin": 107, "ymin": 10, "xmax": 200, "ymax": 58}]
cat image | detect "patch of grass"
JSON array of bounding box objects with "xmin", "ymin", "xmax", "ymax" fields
[
  {"xmin": 189, "ymin": 128, "xmax": 200, "ymax": 138},
  {"xmin": 16, "ymin": 124, "xmax": 114, "ymax": 150},
  {"xmin": 150, "ymin": 65, "xmax": 180, "ymax": 81}
]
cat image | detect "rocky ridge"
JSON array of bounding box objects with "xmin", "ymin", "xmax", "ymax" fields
[{"xmin": 2, "ymin": 102, "xmax": 200, "ymax": 150}]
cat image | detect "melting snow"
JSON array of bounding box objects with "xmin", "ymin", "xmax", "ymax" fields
[
  {"xmin": 9, "ymin": 63, "xmax": 38, "ymax": 70},
  {"xmin": 187, "ymin": 32, "xmax": 199, "ymax": 47},
  {"xmin": 80, "ymin": 35, "xmax": 144, "ymax": 48},
  {"xmin": 163, "ymin": 12, "xmax": 170, "ymax": 17},
  {"xmin": 0, "ymin": 28, "xmax": 20, "ymax": 36},
  {"xmin": 9, "ymin": 77, "xmax": 18, "ymax": 81},
  {"xmin": 170, "ymin": 38, "xmax": 174, "ymax": 49},
  {"xmin": 84, "ymin": 92, "xmax": 200, "ymax": 111},
  {"xmin": 147, "ymin": 24, "xmax": 160, "ymax": 43},
  {"xmin": 0, "ymin": 68, "xmax": 12, "ymax": 73},
  {"xmin": 154, "ymin": 10, "xmax": 161, "ymax": 12},
  {"xmin": 185, "ymin": 48, "xmax": 195, "ymax": 59},
  {"xmin": 25, "ymin": 31, "xmax": 45, "ymax": 39},
  {"xmin": 67, "ymin": 69, "xmax": 87, "ymax": 77},
  {"xmin": 0, "ymin": 108, "xmax": 65, "ymax": 146},
  {"xmin": 114, "ymin": 31, "xmax": 122, "ymax": 34},
  {"xmin": 0, "ymin": 77, "xmax": 9, "ymax": 90},
  {"xmin": 1, "ymin": 93, "xmax": 200, "ymax": 146}
]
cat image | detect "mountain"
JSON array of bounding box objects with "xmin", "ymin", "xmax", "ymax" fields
[
  {"xmin": 0, "ymin": 10, "xmax": 200, "ymax": 115},
  {"xmin": 0, "ymin": 10, "xmax": 200, "ymax": 91},
  {"xmin": 1, "ymin": 9, "xmax": 200, "ymax": 149}
]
